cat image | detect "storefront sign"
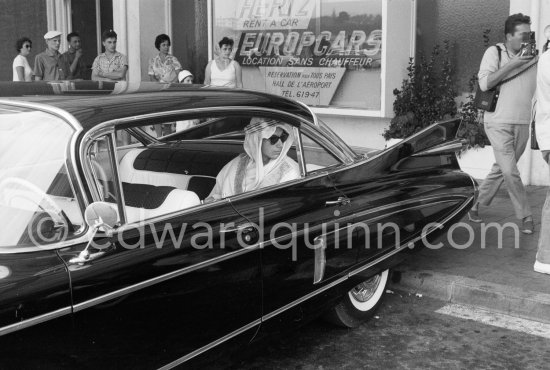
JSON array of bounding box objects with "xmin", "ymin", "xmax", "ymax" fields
[
  {"xmin": 213, "ymin": 0, "xmax": 382, "ymax": 109},
  {"xmin": 235, "ymin": 0, "xmax": 316, "ymax": 30}
]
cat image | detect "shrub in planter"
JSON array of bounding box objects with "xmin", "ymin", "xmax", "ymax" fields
[
  {"xmin": 383, "ymin": 41, "xmax": 457, "ymax": 140},
  {"xmin": 457, "ymin": 74, "xmax": 490, "ymax": 151}
]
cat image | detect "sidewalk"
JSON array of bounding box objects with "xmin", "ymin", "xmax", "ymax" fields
[{"xmin": 390, "ymin": 185, "xmax": 550, "ymax": 324}]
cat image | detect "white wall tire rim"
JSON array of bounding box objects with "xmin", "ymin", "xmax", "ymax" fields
[{"xmin": 348, "ymin": 270, "xmax": 389, "ymax": 311}]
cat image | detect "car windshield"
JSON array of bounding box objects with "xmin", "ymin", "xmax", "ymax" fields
[{"xmin": 0, "ymin": 107, "xmax": 83, "ymax": 248}]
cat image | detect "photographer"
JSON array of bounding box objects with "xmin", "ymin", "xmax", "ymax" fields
[{"xmin": 469, "ymin": 13, "xmax": 538, "ymax": 234}]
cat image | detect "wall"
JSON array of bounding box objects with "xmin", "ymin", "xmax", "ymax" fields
[
  {"xmin": 139, "ymin": 0, "xmax": 170, "ymax": 81},
  {"xmin": 384, "ymin": 0, "xmax": 415, "ymax": 116},
  {"xmin": 0, "ymin": 0, "xmax": 48, "ymax": 81},
  {"xmin": 417, "ymin": 0, "xmax": 509, "ymax": 95},
  {"xmin": 320, "ymin": 115, "xmax": 388, "ymax": 150},
  {"xmin": 172, "ymin": 0, "xmax": 209, "ymax": 83}
]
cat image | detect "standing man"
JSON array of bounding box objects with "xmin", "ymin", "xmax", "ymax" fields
[
  {"xmin": 91, "ymin": 30, "xmax": 128, "ymax": 81},
  {"xmin": 469, "ymin": 13, "xmax": 537, "ymax": 234},
  {"xmin": 534, "ymin": 29, "xmax": 550, "ymax": 274},
  {"xmin": 34, "ymin": 30, "xmax": 67, "ymax": 81},
  {"xmin": 61, "ymin": 32, "xmax": 87, "ymax": 80}
]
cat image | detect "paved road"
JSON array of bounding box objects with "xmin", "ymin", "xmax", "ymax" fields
[
  {"xmin": 2, "ymin": 291, "xmax": 549, "ymax": 369},
  {"xmin": 230, "ymin": 292, "xmax": 550, "ymax": 369}
]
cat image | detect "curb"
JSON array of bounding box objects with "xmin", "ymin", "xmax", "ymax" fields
[{"xmin": 389, "ymin": 269, "xmax": 550, "ymax": 325}]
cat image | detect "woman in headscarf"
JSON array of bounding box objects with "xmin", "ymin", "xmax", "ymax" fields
[{"xmin": 205, "ymin": 118, "xmax": 300, "ymax": 201}]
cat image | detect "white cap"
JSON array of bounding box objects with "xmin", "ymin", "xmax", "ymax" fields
[
  {"xmin": 44, "ymin": 30, "xmax": 62, "ymax": 40},
  {"xmin": 178, "ymin": 70, "xmax": 193, "ymax": 83}
]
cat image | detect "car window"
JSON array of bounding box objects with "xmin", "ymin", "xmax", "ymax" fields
[
  {"xmin": 0, "ymin": 108, "xmax": 84, "ymax": 248},
  {"xmin": 87, "ymin": 134, "xmax": 120, "ymax": 206},
  {"xmin": 300, "ymin": 132, "xmax": 343, "ymax": 173},
  {"xmin": 104, "ymin": 115, "xmax": 302, "ymax": 221}
]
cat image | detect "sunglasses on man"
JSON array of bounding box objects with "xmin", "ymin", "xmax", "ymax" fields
[{"xmin": 266, "ymin": 130, "xmax": 289, "ymax": 145}]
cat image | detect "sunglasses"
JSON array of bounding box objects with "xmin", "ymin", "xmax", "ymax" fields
[
  {"xmin": 266, "ymin": 130, "xmax": 289, "ymax": 145},
  {"xmin": 24, "ymin": 44, "xmax": 31, "ymax": 49}
]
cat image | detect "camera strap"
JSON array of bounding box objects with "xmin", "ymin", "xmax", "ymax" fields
[{"xmin": 496, "ymin": 46, "xmax": 538, "ymax": 87}]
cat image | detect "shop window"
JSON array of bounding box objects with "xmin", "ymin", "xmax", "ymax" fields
[{"xmin": 212, "ymin": 0, "xmax": 382, "ymax": 110}]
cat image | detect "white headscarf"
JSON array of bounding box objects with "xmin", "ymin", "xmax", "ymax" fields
[
  {"xmin": 240, "ymin": 117, "xmax": 295, "ymax": 191},
  {"xmin": 206, "ymin": 117, "xmax": 297, "ymax": 201}
]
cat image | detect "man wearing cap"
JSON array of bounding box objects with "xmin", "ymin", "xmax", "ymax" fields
[{"xmin": 34, "ymin": 30, "xmax": 68, "ymax": 81}]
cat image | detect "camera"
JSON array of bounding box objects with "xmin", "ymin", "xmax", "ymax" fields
[{"xmin": 520, "ymin": 31, "xmax": 537, "ymax": 57}]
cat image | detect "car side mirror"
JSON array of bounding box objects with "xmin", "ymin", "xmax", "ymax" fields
[
  {"xmin": 84, "ymin": 201, "xmax": 118, "ymax": 236},
  {"xmin": 69, "ymin": 202, "xmax": 118, "ymax": 265}
]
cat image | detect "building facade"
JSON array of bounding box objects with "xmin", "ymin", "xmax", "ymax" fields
[{"xmin": 2, "ymin": 0, "xmax": 550, "ymax": 183}]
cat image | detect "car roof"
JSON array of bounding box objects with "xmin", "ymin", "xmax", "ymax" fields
[{"xmin": 0, "ymin": 81, "xmax": 315, "ymax": 131}]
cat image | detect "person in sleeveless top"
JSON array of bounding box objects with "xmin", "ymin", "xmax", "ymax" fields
[
  {"xmin": 13, "ymin": 37, "xmax": 33, "ymax": 81},
  {"xmin": 204, "ymin": 37, "xmax": 242, "ymax": 88},
  {"xmin": 205, "ymin": 118, "xmax": 299, "ymax": 202}
]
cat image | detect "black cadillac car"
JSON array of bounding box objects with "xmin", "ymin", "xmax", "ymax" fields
[{"xmin": 0, "ymin": 81, "xmax": 475, "ymax": 368}]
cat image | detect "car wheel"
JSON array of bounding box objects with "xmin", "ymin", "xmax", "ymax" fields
[{"xmin": 325, "ymin": 269, "xmax": 389, "ymax": 328}]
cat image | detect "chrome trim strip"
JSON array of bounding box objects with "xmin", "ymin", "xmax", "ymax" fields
[
  {"xmin": 313, "ymin": 236, "xmax": 326, "ymax": 284},
  {"xmin": 351, "ymin": 196, "xmax": 464, "ymax": 221},
  {"xmin": 293, "ymin": 126, "xmax": 307, "ymax": 177},
  {"xmin": 411, "ymin": 139, "xmax": 465, "ymax": 157},
  {"xmin": 72, "ymin": 244, "xmax": 261, "ymax": 312},
  {"xmin": 159, "ymin": 319, "xmax": 262, "ymax": 369},
  {"xmin": 347, "ymin": 195, "xmax": 474, "ymax": 278},
  {"xmin": 0, "ymin": 306, "xmax": 72, "ymax": 337},
  {"xmin": 0, "ymin": 229, "xmax": 95, "ymax": 254},
  {"xmin": 262, "ymin": 276, "xmax": 347, "ymax": 322}
]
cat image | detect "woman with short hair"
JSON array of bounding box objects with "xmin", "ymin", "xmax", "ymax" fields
[
  {"xmin": 204, "ymin": 37, "xmax": 243, "ymax": 88},
  {"xmin": 13, "ymin": 37, "xmax": 33, "ymax": 81},
  {"xmin": 148, "ymin": 34, "xmax": 182, "ymax": 83}
]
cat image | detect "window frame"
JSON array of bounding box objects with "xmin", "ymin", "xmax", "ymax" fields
[
  {"xmin": 80, "ymin": 106, "xmax": 354, "ymax": 229},
  {"xmin": 0, "ymin": 101, "xmax": 89, "ymax": 253}
]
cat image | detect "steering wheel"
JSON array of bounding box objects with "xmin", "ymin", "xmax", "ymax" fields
[
  {"xmin": 0, "ymin": 177, "xmax": 71, "ymax": 241},
  {"xmin": 0, "ymin": 177, "xmax": 64, "ymax": 215}
]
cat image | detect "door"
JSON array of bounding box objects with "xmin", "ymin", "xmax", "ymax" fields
[
  {"xmin": 58, "ymin": 131, "xmax": 262, "ymax": 367},
  {"xmin": 0, "ymin": 106, "xmax": 83, "ymax": 364},
  {"xmin": 227, "ymin": 124, "xmax": 358, "ymax": 329}
]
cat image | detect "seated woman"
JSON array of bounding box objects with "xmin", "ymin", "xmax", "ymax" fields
[{"xmin": 206, "ymin": 117, "xmax": 300, "ymax": 201}]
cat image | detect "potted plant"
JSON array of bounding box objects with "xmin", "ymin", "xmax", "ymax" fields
[{"xmin": 383, "ymin": 41, "xmax": 457, "ymax": 145}]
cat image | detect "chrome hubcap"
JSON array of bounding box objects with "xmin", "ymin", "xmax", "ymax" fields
[{"xmin": 350, "ymin": 274, "xmax": 381, "ymax": 302}]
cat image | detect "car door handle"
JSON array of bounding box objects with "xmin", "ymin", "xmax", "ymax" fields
[
  {"xmin": 69, "ymin": 250, "xmax": 107, "ymax": 264},
  {"xmin": 219, "ymin": 222, "xmax": 257, "ymax": 234},
  {"xmin": 325, "ymin": 196, "xmax": 351, "ymax": 207}
]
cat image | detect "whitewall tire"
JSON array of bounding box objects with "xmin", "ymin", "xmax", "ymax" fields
[{"xmin": 325, "ymin": 269, "xmax": 389, "ymax": 328}]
